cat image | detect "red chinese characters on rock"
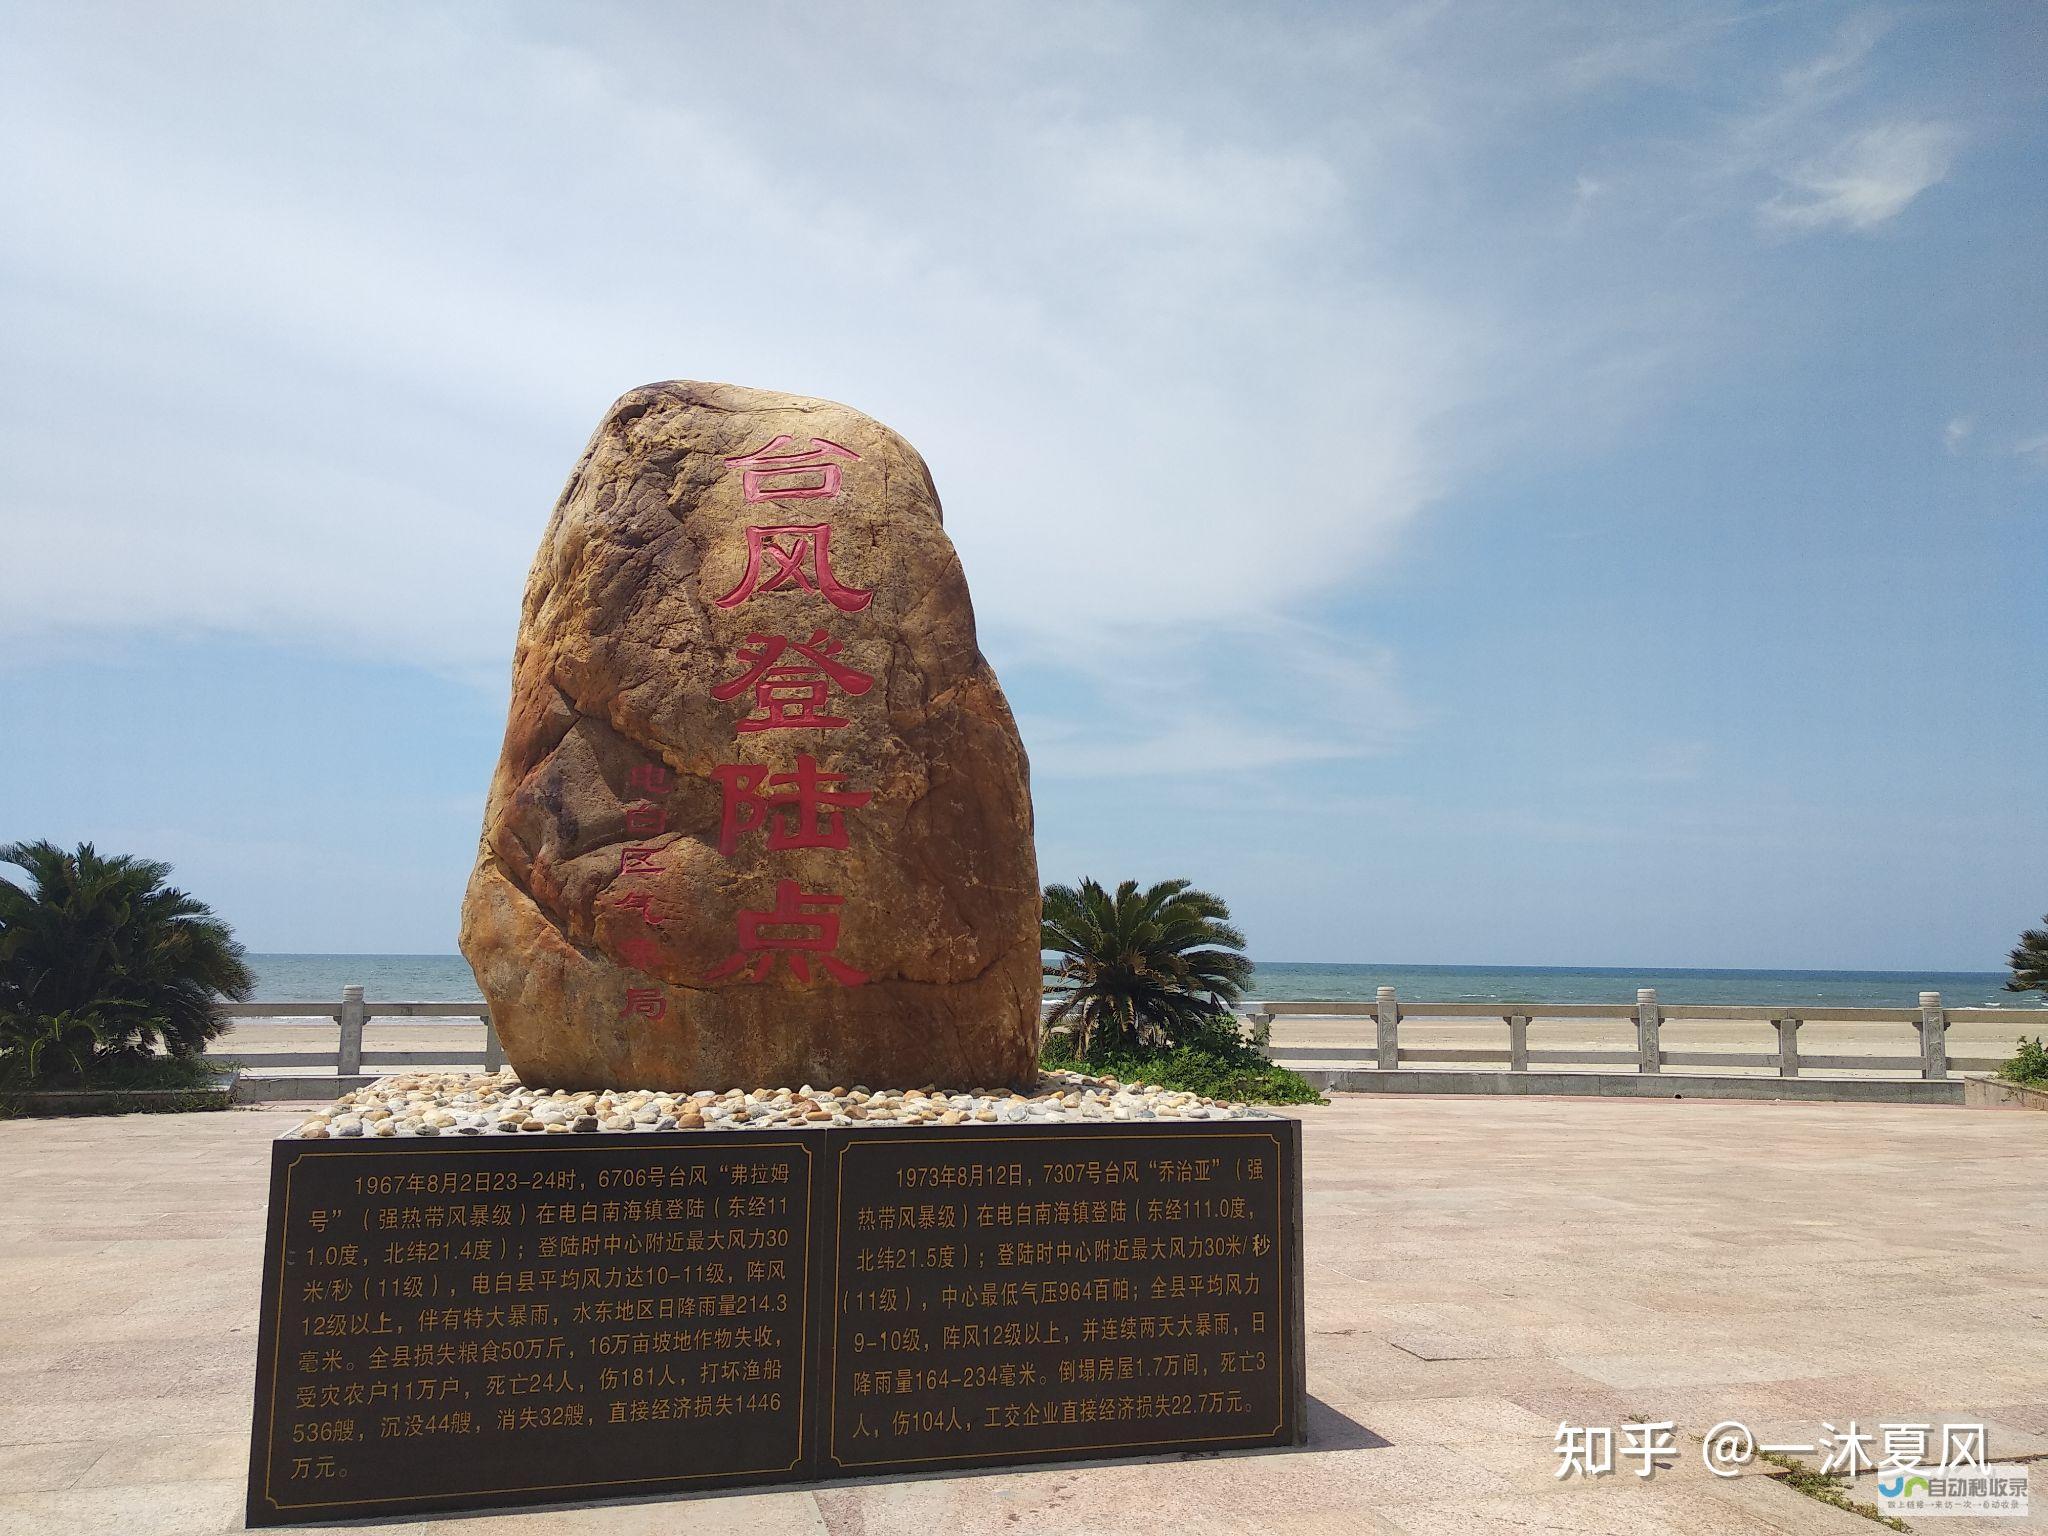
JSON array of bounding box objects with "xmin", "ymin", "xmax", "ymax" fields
[
  {"xmin": 712, "ymin": 755, "xmax": 872, "ymax": 857},
  {"xmin": 702, "ymin": 880, "xmax": 868, "ymax": 987},
  {"xmin": 712, "ymin": 629, "xmax": 873, "ymax": 734},
  {"xmin": 723, "ymin": 434, "xmax": 859, "ymax": 502},
  {"xmin": 712, "ymin": 524, "xmax": 872, "ymax": 613},
  {"xmin": 618, "ymin": 845, "xmax": 662, "ymax": 878},
  {"xmin": 623, "ymin": 804, "xmax": 667, "ymax": 837},
  {"xmin": 694, "ymin": 434, "xmax": 875, "ymax": 990},
  {"xmin": 612, "ymin": 762, "xmax": 675, "ymax": 1021},
  {"xmin": 626, "ymin": 764, "xmax": 672, "ymax": 796}
]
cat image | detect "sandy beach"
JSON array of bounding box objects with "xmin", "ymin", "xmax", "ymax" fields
[{"xmin": 207, "ymin": 1009, "xmax": 2041, "ymax": 1082}]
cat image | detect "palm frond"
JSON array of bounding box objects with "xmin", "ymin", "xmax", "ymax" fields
[
  {"xmin": 1039, "ymin": 875, "xmax": 1254, "ymax": 1060},
  {"xmin": 0, "ymin": 841, "xmax": 250, "ymax": 1077}
]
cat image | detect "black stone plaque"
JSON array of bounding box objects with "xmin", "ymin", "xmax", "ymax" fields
[{"xmin": 248, "ymin": 1120, "xmax": 1303, "ymax": 1526}]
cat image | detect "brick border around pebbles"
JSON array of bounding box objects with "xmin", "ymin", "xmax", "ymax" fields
[{"xmin": 288, "ymin": 1069, "xmax": 1271, "ymax": 1139}]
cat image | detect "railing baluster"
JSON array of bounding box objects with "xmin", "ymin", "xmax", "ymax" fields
[
  {"xmin": 1919, "ymin": 992, "xmax": 1947, "ymax": 1080},
  {"xmin": 336, "ymin": 984, "xmax": 366, "ymax": 1076},
  {"xmin": 1774, "ymin": 1015, "xmax": 1801, "ymax": 1077},
  {"xmin": 1635, "ymin": 989, "xmax": 1661, "ymax": 1074},
  {"xmin": 1507, "ymin": 1012, "xmax": 1529, "ymax": 1072},
  {"xmin": 1375, "ymin": 987, "xmax": 1399, "ymax": 1071}
]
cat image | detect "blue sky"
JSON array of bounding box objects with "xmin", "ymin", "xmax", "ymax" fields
[{"xmin": 2, "ymin": 2, "xmax": 2042, "ymax": 969}]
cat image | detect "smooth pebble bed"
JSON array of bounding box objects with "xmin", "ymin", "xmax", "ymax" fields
[{"xmin": 285, "ymin": 1069, "xmax": 1273, "ymax": 1139}]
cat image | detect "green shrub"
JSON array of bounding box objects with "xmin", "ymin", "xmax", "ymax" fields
[
  {"xmin": 0, "ymin": 840, "xmax": 251, "ymax": 1085},
  {"xmin": 1042, "ymin": 1026, "xmax": 1324, "ymax": 1107},
  {"xmin": 2000, "ymin": 1034, "xmax": 2048, "ymax": 1087}
]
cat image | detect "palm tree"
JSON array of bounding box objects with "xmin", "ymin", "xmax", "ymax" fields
[
  {"xmin": 1041, "ymin": 878, "xmax": 1254, "ymax": 1058},
  {"xmin": 2010, "ymin": 915, "xmax": 2048, "ymax": 998},
  {"xmin": 0, "ymin": 841, "xmax": 252, "ymax": 1074}
]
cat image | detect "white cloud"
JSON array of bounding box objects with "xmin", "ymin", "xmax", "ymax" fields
[
  {"xmin": 0, "ymin": 0, "xmax": 2004, "ymax": 733},
  {"xmin": 1945, "ymin": 417, "xmax": 1974, "ymax": 454},
  {"xmin": 0, "ymin": 4, "xmax": 1479, "ymax": 687},
  {"xmin": 1758, "ymin": 120, "xmax": 1962, "ymax": 233},
  {"xmin": 1775, "ymin": 10, "xmax": 1896, "ymax": 101},
  {"xmin": 1019, "ymin": 615, "xmax": 1419, "ymax": 779},
  {"xmin": 2016, "ymin": 433, "xmax": 2048, "ymax": 468}
]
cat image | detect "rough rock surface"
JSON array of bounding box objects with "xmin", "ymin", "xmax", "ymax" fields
[{"xmin": 461, "ymin": 381, "xmax": 1040, "ymax": 1091}]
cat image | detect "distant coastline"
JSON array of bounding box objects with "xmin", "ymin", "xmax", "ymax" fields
[{"xmin": 245, "ymin": 954, "xmax": 2021, "ymax": 1009}]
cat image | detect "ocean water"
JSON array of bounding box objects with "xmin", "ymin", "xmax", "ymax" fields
[{"xmin": 246, "ymin": 955, "xmax": 2024, "ymax": 1010}]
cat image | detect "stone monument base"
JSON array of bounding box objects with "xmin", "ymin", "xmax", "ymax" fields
[{"xmin": 247, "ymin": 1116, "xmax": 1305, "ymax": 1526}]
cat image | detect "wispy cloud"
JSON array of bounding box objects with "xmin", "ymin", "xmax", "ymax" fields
[
  {"xmin": 0, "ymin": 1, "xmax": 2008, "ymax": 720},
  {"xmin": 2016, "ymin": 433, "xmax": 2048, "ymax": 469},
  {"xmin": 1019, "ymin": 615, "xmax": 1420, "ymax": 779},
  {"xmin": 1945, "ymin": 417, "xmax": 1974, "ymax": 454},
  {"xmin": 1758, "ymin": 120, "xmax": 1962, "ymax": 232}
]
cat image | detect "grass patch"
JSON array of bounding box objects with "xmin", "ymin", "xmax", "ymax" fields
[
  {"xmin": 1755, "ymin": 1450, "xmax": 1908, "ymax": 1531},
  {"xmin": 0, "ymin": 1053, "xmax": 235, "ymax": 1118},
  {"xmin": 1042, "ymin": 1034, "xmax": 1324, "ymax": 1106},
  {"xmin": 1998, "ymin": 1034, "xmax": 2048, "ymax": 1087},
  {"xmin": 6, "ymin": 1053, "xmax": 232, "ymax": 1092}
]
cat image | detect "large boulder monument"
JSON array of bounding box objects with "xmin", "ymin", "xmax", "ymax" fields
[{"xmin": 460, "ymin": 381, "xmax": 1041, "ymax": 1090}]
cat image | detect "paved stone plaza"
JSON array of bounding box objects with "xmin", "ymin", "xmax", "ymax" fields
[{"xmin": 1, "ymin": 1095, "xmax": 2042, "ymax": 1535}]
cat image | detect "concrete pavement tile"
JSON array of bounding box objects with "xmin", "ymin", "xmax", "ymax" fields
[
  {"xmin": 0, "ymin": 1441, "xmax": 106, "ymax": 1495},
  {"xmin": 1705, "ymin": 1471, "xmax": 1909, "ymax": 1534},
  {"xmin": 1559, "ymin": 1352, "xmax": 1814, "ymax": 1390},
  {"xmin": 2, "ymin": 1306, "xmax": 247, "ymax": 1350},
  {"xmin": 1499, "ymin": 1380, "xmax": 1647, "ymax": 1431},
  {"xmin": 1242, "ymin": 1441, "xmax": 1515, "ymax": 1502},
  {"xmin": 0, "ymin": 1476, "xmax": 242, "ymax": 1536},
  {"xmin": 1373, "ymin": 1484, "xmax": 1804, "ymax": 1535},
  {"xmin": 7, "ymin": 1093, "xmax": 2047, "ymax": 1533},
  {"xmin": 5, "ymin": 1365, "xmax": 189, "ymax": 1407},
  {"xmin": 1344, "ymin": 1394, "xmax": 1555, "ymax": 1450},
  {"xmin": 72, "ymin": 1430, "xmax": 248, "ymax": 1486},
  {"xmin": 808, "ymin": 1450, "xmax": 1430, "ymax": 1536},
  {"xmin": 50, "ymin": 1336, "xmax": 238, "ymax": 1381},
  {"xmin": 1300, "ymin": 1389, "xmax": 1392, "ymax": 1450},
  {"xmin": 1987, "ymin": 1402, "xmax": 2048, "ymax": 1436},
  {"xmin": 1385, "ymin": 1331, "xmax": 1528, "ymax": 1362},
  {"xmin": 0, "ymin": 1393, "xmax": 246, "ymax": 1446},
  {"xmin": 169, "ymin": 1361, "xmax": 261, "ymax": 1397},
  {"xmin": 424, "ymin": 1487, "xmax": 831, "ymax": 1534}
]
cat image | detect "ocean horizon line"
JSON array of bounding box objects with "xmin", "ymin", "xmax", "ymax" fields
[
  {"xmin": 244, "ymin": 951, "xmax": 2009, "ymax": 976},
  {"xmin": 238, "ymin": 954, "xmax": 2026, "ymax": 1010}
]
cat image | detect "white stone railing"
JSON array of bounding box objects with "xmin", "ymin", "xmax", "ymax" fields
[
  {"xmin": 1248, "ymin": 987, "xmax": 2047, "ymax": 1080},
  {"xmin": 212, "ymin": 987, "xmax": 503, "ymax": 1077},
  {"xmin": 210, "ymin": 984, "xmax": 2046, "ymax": 1087}
]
